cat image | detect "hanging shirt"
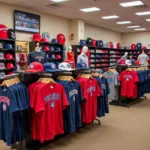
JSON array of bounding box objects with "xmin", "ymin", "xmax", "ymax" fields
[
  {"xmin": 76, "ymin": 78, "xmax": 101, "ymax": 124},
  {"xmin": 30, "ymin": 83, "xmax": 69, "ymax": 143},
  {"xmin": 103, "ymin": 71, "xmax": 120, "ymax": 101},
  {"xmin": 119, "ymin": 70, "xmax": 139, "ymax": 98},
  {"xmin": 28, "ymin": 51, "xmax": 47, "ymax": 64},
  {"xmin": 137, "ymin": 54, "xmax": 148, "ymax": 66}
]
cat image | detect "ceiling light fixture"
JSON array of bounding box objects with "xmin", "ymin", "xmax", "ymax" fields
[
  {"xmin": 134, "ymin": 28, "xmax": 146, "ymax": 31},
  {"xmin": 127, "ymin": 25, "xmax": 140, "ymax": 28},
  {"xmin": 51, "ymin": 0, "xmax": 69, "ymax": 2},
  {"xmin": 80, "ymin": 7, "xmax": 101, "ymax": 12},
  {"xmin": 116, "ymin": 21, "xmax": 131, "ymax": 24},
  {"xmin": 102, "ymin": 15, "xmax": 119, "ymax": 19},
  {"xmin": 136, "ymin": 11, "xmax": 150, "ymax": 16},
  {"xmin": 146, "ymin": 19, "xmax": 150, "ymax": 21},
  {"xmin": 120, "ymin": 1, "xmax": 144, "ymax": 7}
]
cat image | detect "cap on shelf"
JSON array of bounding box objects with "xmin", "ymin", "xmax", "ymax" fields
[{"xmin": 25, "ymin": 62, "xmax": 44, "ymax": 72}]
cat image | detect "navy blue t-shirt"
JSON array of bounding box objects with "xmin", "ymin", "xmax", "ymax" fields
[
  {"xmin": 0, "ymin": 86, "xmax": 19, "ymax": 146},
  {"xmin": 58, "ymin": 80, "xmax": 83, "ymax": 133}
]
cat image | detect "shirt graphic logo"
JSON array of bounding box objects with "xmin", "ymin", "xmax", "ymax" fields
[
  {"xmin": 50, "ymin": 102, "xmax": 55, "ymax": 108},
  {"xmin": 3, "ymin": 104, "xmax": 7, "ymax": 111},
  {"xmin": 106, "ymin": 77, "xmax": 113, "ymax": 84},
  {"xmin": 123, "ymin": 75, "xmax": 132, "ymax": 81},
  {"xmin": 0, "ymin": 96, "xmax": 10, "ymax": 112},
  {"xmin": 69, "ymin": 89, "xmax": 78, "ymax": 97},
  {"xmin": 102, "ymin": 84, "xmax": 106, "ymax": 89},
  {"xmin": 73, "ymin": 96, "xmax": 75, "ymax": 102},
  {"xmin": 87, "ymin": 86, "xmax": 96, "ymax": 94},
  {"xmin": 44, "ymin": 93, "xmax": 60, "ymax": 102}
]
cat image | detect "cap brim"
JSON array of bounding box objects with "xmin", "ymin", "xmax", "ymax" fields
[
  {"xmin": 33, "ymin": 38, "xmax": 41, "ymax": 42},
  {"xmin": 59, "ymin": 68, "xmax": 75, "ymax": 71},
  {"xmin": 25, "ymin": 69, "xmax": 43, "ymax": 72},
  {"xmin": 45, "ymin": 69, "xmax": 61, "ymax": 72}
]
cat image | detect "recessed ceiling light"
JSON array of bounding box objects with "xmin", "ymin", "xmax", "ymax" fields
[
  {"xmin": 102, "ymin": 15, "xmax": 119, "ymax": 19},
  {"xmin": 80, "ymin": 7, "xmax": 101, "ymax": 12},
  {"xmin": 134, "ymin": 28, "xmax": 146, "ymax": 31},
  {"xmin": 136, "ymin": 11, "xmax": 150, "ymax": 16},
  {"xmin": 51, "ymin": 0, "xmax": 69, "ymax": 2},
  {"xmin": 116, "ymin": 21, "xmax": 131, "ymax": 24},
  {"xmin": 146, "ymin": 19, "xmax": 150, "ymax": 21},
  {"xmin": 120, "ymin": 1, "xmax": 144, "ymax": 7},
  {"xmin": 127, "ymin": 25, "xmax": 140, "ymax": 28}
]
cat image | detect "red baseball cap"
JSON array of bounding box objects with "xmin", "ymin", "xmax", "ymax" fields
[
  {"xmin": 43, "ymin": 46, "xmax": 49, "ymax": 52},
  {"xmin": 33, "ymin": 34, "xmax": 41, "ymax": 42},
  {"xmin": 92, "ymin": 39, "xmax": 96, "ymax": 47},
  {"xmin": 0, "ymin": 24, "xmax": 8, "ymax": 39},
  {"xmin": 148, "ymin": 59, "xmax": 150, "ymax": 64},
  {"xmin": 26, "ymin": 62, "xmax": 44, "ymax": 72},
  {"xmin": 5, "ymin": 53, "xmax": 14, "ymax": 60},
  {"xmin": 56, "ymin": 54, "xmax": 61, "ymax": 59},
  {"xmin": 6, "ymin": 63, "xmax": 14, "ymax": 69},
  {"xmin": 109, "ymin": 42, "xmax": 114, "ymax": 48},
  {"xmin": 131, "ymin": 44, "xmax": 136, "ymax": 50},
  {"xmin": 117, "ymin": 43, "xmax": 121, "ymax": 49},
  {"xmin": 120, "ymin": 58, "xmax": 126, "ymax": 65},
  {"xmin": 135, "ymin": 60, "xmax": 140, "ymax": 65},
  {"xmin": 7, "ymin": 72, "xmax": 14, "ymax": 75},
  {"xmin": 142, "ymin": 46, "xmax": 147, "ymax": 50},
  {"xmin": 41, "ymin": 38, "xmax": 48, "ymax": 43}
]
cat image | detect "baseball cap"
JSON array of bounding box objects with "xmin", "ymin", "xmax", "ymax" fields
[
  {"xmin": 135, "ymin": 60, "xmax": 140, "ymax": 66},
  {"xmin": 0, "ymin": 53, "xmax": 4, "ymax": 60},
  {"xmin": 99, "ymin": 40, "xmax": 104, "ymax": 48},
  {"xmin": 42, "ymin": 32, "xmax": 50, "ymax": 43},
  {"xmin": 41, "ymin": 38, "xmax": 48, "ymax": 43},
  {"xmin": 80, "ymin": 40, "xmax": 86, "ymax": 46},
  {"xmin": 33, "ymin": 34, "xmax": 41, "ymax": 42},
  {"xmin": 120, "ymin": 58, "xmax": 126, "ymax": 65},
  {"xmin": 43, "ymin": 46, "xmax": 49, "ymax": 52},
  {"xmin": 117, "ymin": 43, "xmax": 121, "ymax": 49},
  {"xmin": 56, "ymin": 54, "xmax": 61, "ymax": 59},
  {"xmin": 50, "ymin": 54, "xmax": 55, "ymax": 59},
  {"xmin": 43, "ymin": 62, "xmax": 60, "ymax": 72},
  {"xmin": 92, "ymin": 39, "xmax": 96, "ymax": 47},
  {"xmin": 125, "ymin": 60, "xmax": 132, "ymax": 66},
  {"xmin": 109, "ymin": 42, "xmax": 114, "ymax": 48},
  {"xmin": 4, "ymin": 44, "xmax": 13, "ymax": 49},
  {"xmin": 0, "ymin": 63, "xmax": 5, "ymax": 70},
  {"xmin": 7, "ymin": 72, "xmax": 15, "ymax": 75},
  {"xmin": 131, "ymin": 44, "xmax": 136, "ymax": 50},
  {"xmin": 52, "ymin": 39, "xmax": 57, "ymax": 44},
  {"xmin": 5, "ymin": 53, "xmax": 14, "ymax": 60},
  {"xmin": 76, "ymin": 62, "xmax": 88, "ymax": 69},
  {"xmin": 87, "ymin": 38, "xmax": 92, "ymax": 46},
  {"xmin": 147, "ymin": 44, "xmax": 150, "ymax": 49},
  {"xmin": 148, "ymin": 59, "xmax": 150, "ymax": 64},
  {"xmin": 0, "ymin": 72, "xmax": 5, "ymax": 79},
  {"xmin": 25, "ymin": 62, "xmax": 44, "ymax": 72},
  {"xmin": 136, "ymin": 43, "xmax": 142, "ymax": 50},
  {"xmin": 58, "ymin": 62, "xmax": 74, "ymax": 71},
  {"xmin": 55, "ymin": 47, "xmax": 61, "ymax": 51},
  {"xmin": 6, "ymin": 63, "xmax": 14, "ymax": 69},
  {"xmin": 142, "ymin": 46, "xmax": 147, "ymax": 50},
  {"xmin": 0, "ymin": 24, "xmax": 8, "ymax": 39},
  {"xmin": 50, "ymin": 46, "xmax": 54, "ymax": 52}
]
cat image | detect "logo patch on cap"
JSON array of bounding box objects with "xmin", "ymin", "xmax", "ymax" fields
[{"xmin": 29, "ymin": 64, "xmax": 34, "ymax": 69}]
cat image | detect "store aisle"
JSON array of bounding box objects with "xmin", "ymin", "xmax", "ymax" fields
[{"xmin": 1, "ymin": 95, "xmax": 150, "ymax": 150}]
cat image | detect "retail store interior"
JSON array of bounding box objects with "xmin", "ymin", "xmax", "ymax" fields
[{"xmin": 0, "ymin": 0, "xmax": 150, "ymax": 150}]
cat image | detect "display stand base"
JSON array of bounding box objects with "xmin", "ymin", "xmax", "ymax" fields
[{"xmin": 109, "ymin": 101, "xmax": 130, "ymax": 108}]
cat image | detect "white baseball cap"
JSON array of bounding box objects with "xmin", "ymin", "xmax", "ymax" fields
[
  {"xmin": 58, "ymin": 62, "xmax": 74, "ymax": 71},
  {"xmin": 125, "ymin": 60, "xmax": 132, "ymax": 66},
  {"xmin": 0, "ymin": 53, "xmax": 4, "ymax": 60}
]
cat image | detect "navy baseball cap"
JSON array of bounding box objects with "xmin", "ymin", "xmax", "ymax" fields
[
  {"xmin": 99, "ymin": 40, "xmax": 104, "ymax": 48},
  {"xmin": 50, "ymin": 54, "xmax": 55, "ymax": 59},
  {"xmin": 49, "ymin": 46, "xmax": 54, "ymax": 52},
  {"xmin": 80, "ymin": 40, "xmax": 86, "ymax": 46},
  {"xmin": 4, "ymin": 44, "xmax": 13, "ymax": 49},
  {"xmin": 76, "ymin": 62, "xmax": 88, "ymax": 69},
  {"xmin": 55, "ymin": 47, "xmax": 61, "ymax": 51},
  {"xmin": 52, "ymin": 39, "xmax": 57, "ymax": 44},
  {"xmin": 43, "ymin": 62, "xmax": 60, "ymax": 72}
]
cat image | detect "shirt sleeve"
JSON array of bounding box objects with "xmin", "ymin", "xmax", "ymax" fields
[
  {"xmin": 62, "ymin": 86, "xmax": 69, "ymax": 110},
  {"xmin": 118, "ymin": 72, "xmax": 123, "ymax": 82},
  {"xmin": 115, "ymin": 73, "xmax": 120, "ymax": 86},
  {"xmin": 134, "ymin": 72, "xmax": 139, "ymax": 83},
  {"xmin": 106, "ymin": 78, "xmax": 110, "ymax": 94}
]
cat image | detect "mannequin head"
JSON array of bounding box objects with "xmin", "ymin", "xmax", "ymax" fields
[
  {"xmin": 82, "ymin": 46, "xmax": 88, "ymax": 54},
  {"xmin": 68, "ymin": 46, "xmax": 72, "ymax": 52},
  {"xmin": 36, "ymin": 42, "xmax": 40, "ymax": 48},
  {"xmin": 35, "ymin": 42, "xmax": 40, "ymax": 52}
]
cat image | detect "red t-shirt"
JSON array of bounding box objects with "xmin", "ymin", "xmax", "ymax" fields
[
  {"xmin": 29, "ymin": 82, "xmax": 69, "ymax": 142},
  {"xmin": 119, "ymin": 70, "xmax": 139, "ymax": 98},
  {"xmin": 76, "ymin": 78, "xmax": 101, "ymax": 124},
  {"xmin": 57, "ymin": 33, "xmax": 66, "ymax": 44},
  {"xmin": 67, "ymin": 52, "xmax": 74, "ymax": 62}
]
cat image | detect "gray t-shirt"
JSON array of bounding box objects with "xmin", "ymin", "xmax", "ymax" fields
[
  {"xmin": 137, "ymin": 54, "xmax": 148, "ymax": 66},
  {"xmin": 103, "ymin": 71, "xmax": 120, "ymax": 101}
]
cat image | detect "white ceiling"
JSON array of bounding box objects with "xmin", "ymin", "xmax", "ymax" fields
[{"xmin": 1, "ymin": 0, "xmax": 150, "ymax": 33}]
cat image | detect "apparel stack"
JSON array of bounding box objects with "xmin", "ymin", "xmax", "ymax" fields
[{"xmin": 0, "ymin": 80, "xmax": 29, "ymax": 146}]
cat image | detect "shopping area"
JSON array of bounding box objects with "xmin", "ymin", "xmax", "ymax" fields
[{"xmin": 0, "ymin": 0, "xmax": 150, "ymax": 150}]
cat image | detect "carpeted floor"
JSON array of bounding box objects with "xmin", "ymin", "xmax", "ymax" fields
[{"xmin": 1, "ymin": 95, "xmax": 150, "ymax": 150}]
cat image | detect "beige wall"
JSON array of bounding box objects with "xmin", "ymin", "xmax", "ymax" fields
[
  {"xmin": 122, "ymin": 32, "xmax": 150, "ymax": 47},
  {"xmin": 85, "ymin": 23, "xmax": 123, "ymax": 44},
  {"xmin": 0, "ymin": 2, "xmax": 70, "ymax": 47}
]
